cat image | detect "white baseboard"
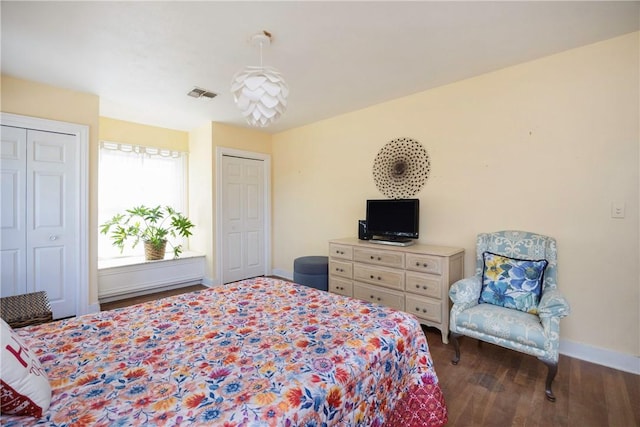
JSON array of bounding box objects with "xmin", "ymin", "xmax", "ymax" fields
[
  {"xmin": 201, "ymin": 276, "xmax": 216, "ymax": 287},
  {"xmin": 560, "ymin": 339, "xmax": 639, "ymax": 375},
  {"xmin": 271, "ymin": 268, "xmax": 293, "ymax": 281},
  {"xmin": 85, "ymin": 303, "xmax": 101, "ymax": 315}
]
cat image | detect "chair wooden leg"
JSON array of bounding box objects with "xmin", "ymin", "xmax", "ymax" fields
[
  {"xmin": 541, "ymin": 360, "xmax": 558, "ymax": 402},
  {"xmin": 451, "ymin": 332, "xmax": 461, "ymax": 365}
]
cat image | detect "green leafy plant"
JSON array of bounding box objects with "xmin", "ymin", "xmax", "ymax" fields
[{"xmin": 100, "ymin": 205, "xmax": 195, "ymax": 258}]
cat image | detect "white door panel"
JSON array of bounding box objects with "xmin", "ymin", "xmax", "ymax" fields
[
  {"xmin": 246, "ymin": 231, "xmax": 260, "ymax": 268},
  {"xmin": 0, "ymin": 126, "xmax": 77, "ymax": 319},
  {"xmin": 222, "ymin": 156, "xmax": 265, "ymax": 283},
  {"xmin": 33, "ymin": 246, "xmax": 65, "ymax": 300},
  {"xmin": 1, "ymin": 126, "xmax": 27, "ymax": 296},
  {"xmin": 28, "ymin": 130, "xmax": 77, "ymax": 318},
  {"xmin": 227, "ymin": 232, "xmax": 242, "ymax": 271},
  {"xmin": 1, "ymin": 251, "xmax": 22, "ymax": 296}
]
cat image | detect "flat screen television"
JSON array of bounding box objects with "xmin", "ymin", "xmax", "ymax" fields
[{"xmin": 365, "ymin": 199, "xmax": 419, "ymax": 245}]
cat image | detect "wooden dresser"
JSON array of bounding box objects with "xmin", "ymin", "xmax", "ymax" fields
[{"xmin": 328, "ymin": 237, "xmax": 464, "ymax": 343}]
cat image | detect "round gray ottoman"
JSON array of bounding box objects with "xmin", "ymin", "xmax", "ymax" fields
[{"xmin": 293, "ymin": 256, "xmax": 328, "ymax": 291}]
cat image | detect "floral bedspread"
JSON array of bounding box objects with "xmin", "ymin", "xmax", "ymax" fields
[{"xmin": 2, "ymin": 278, "xmax": 447, "ymax": 426}]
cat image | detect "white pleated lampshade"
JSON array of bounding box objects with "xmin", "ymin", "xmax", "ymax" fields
[{"xmin": 231, "ymin": 65, "xmax": 289, "ymax": 127}]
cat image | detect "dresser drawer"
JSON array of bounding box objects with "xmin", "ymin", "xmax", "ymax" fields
[
  {"xmin": 329, "ymin": 243, "xmax": 353, "ymax": 260},
  {"xmin": 405, "ymin": 271, "xmax": 443, "ymax": 299},
  {"xmin": 329, "ymin": 260, "xmax": 353, "ymax": 279},
  {"xmin": 405, "ymin": 294, "xmax": 441, "ymax": 323},
  {"xmin": 353, "ymin": 247, "xmax": 404, "ymax": 268},
  {"xmin": 406, "ymin": 253, "xmax": 443, "ymax": 275},
  {"xmin": 354, "ymin": 283, "xmax": 405, "ymax": 311},
  {"xmin": 329, "ymin": 277, "xmax": 353, "ymax": 297},
  {"xmin": 353, "ymin": 264, "xmax": 404, "ymax": 291}
]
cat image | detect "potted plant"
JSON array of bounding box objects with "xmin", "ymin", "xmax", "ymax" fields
[{"xmin": 100, "ymin": 205, "xmax": 195, "ymax": 260}]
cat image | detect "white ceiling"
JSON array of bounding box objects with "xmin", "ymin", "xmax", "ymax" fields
[{"xmin": 2, "ymin": 1, "xmax": 638, "ymax": 134}]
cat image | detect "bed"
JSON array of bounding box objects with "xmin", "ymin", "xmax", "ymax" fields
[{"xmin": 1, "ymin": 277, "xmax": 448, "ymax": 426}]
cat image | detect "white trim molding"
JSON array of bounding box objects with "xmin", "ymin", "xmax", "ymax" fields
[
  {"xmin": 560, "ymin": 339, "xmax": 640, "ymax": 375},
  {"xmin": 271, "ymin": 268, "xmax": 293, "ymax": 281}
]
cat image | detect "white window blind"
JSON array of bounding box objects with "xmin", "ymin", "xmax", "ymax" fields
[{"xmin": 98, "ymin": 141, "xmax": 188, "ymax": 259}]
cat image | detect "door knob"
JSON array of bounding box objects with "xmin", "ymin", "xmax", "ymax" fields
[{"xmin": 49, "ymin": 235, "xmax": 58, "ymax": 241}]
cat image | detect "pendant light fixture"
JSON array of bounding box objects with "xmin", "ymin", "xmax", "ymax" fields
[{"xmin": 231, "ymin": 31, "xmax": 289, "ymax": 127}]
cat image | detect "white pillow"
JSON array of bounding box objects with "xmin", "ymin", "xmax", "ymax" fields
[{"xmin": 0, "ymin": 318, "xmax": 51, "ymax": 417}]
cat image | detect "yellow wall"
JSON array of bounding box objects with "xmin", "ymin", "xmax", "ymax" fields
[
  {"xmin": 1, "ymin": 74, "xmax": 101, "ymax": 305},
  {"xmin": 99, "ymin": 117, "xmax": 188, "ymax": 151},
  {"xmin": 272, "ymin": 33, "xmax": 639, "ymax": 357},
  {"xmin": 212, "ymin": 123, "xmax": 272, "ymax": 156},
  {"xmin": 188, "ymin": 122, "xmax": 272, "ymax": 282},
  {"xmin": 188, "ymin": 122, "xmax": 215, "ymax": 279}
]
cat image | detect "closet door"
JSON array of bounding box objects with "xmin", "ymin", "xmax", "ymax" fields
[
  {"xmin": 27, "ymin": 129, "xmax": 78, "ymax": 318},
  {"xmin": 1, "ymin": 126, "xmax": 27, "ymax": 296},
  {"xmin": 0, "ymin": 126, "xmax": 78, "ymax": 318},
  {"xmin": 221, "ymin": 155, "xmax": 266, "ymax": 283}
]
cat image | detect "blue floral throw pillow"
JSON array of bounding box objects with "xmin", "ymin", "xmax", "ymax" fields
[{"xmin": 479, "ymin": 252, "xmax": 548, "ymax": 314}]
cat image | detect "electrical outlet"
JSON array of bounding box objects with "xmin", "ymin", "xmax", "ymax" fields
[{"xmin": 611, "ymin": 202, "xmax": 625, "ymax": 219}]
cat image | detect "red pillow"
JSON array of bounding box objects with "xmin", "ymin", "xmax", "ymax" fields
[{"xmin": 0, "ymin": 319, "xmax": 51, "ymax": 417}]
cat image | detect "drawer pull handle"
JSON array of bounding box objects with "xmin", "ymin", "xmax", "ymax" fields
[
  {"xmin": 370, "ymin": 294, "xmax": 375, "ymax": 299},
  {"xmin": 377, "ymin": 297, "xmax": 381, "ymax": 301},
  {"xmin": 377, "ymin": 276, "xmax": 381, "ymax": 280},
  {"xmin": 423, "ymin": 286, "xmax": 428, "ymax": 290},
  {"xmin": 422, "ymin": 309, "xmax": 428, "ymax": 313},
  {"xmin": 415, "ymin": 284, "xmax": 420, "ymax": 289},
  {"xmin": 370, "ymin": 275, "xmax": 374, "ymax": 279}
]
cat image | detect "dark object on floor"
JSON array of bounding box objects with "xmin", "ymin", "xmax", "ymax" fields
[
  {"xmin": 293, "ymin": 256, "xmax": 328, "ymax": 291},
  {"xmin": 0, "ymin": 291, "xmax": 53, "ymax": 328}
]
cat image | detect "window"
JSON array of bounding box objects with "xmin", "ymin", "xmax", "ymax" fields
[{"xmin": 98, "ymin": 141, "xmax": 188, "ymax": 260}]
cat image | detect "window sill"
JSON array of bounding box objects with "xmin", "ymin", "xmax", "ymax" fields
[{"xmin": 98, "ymin": 250, "xmax": 205, "ymax": 270}]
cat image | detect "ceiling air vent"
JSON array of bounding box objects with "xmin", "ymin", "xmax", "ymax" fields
[{"xmin": 187, "ymin": 87, "xmax": 217, "ymax": 99}]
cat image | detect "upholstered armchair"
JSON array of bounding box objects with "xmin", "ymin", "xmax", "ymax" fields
[{"xmin": 449, "ymin": 230, "xmax": 570, "ymax": 401}]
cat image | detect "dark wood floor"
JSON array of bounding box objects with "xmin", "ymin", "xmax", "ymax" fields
[
  {"xmin": 101, "ymin": 286, "xmax": 639, "ymax": 427},
  {"xmin": 423, "ymin": 326, "xmax": 639, "ymax": 427},
  {"xmin": 99, "ymin": 284, "xmax": 207, "ymax": 311}
]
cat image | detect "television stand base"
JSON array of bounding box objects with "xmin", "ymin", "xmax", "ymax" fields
[{"xmin": 370, "ymin": 238, "xmax": 415, "ymax": 247}]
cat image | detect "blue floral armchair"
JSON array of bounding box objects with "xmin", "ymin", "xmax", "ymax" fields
[{"xmin": 449, "ymin": 230, "xmax": 570, "ymax": 401}]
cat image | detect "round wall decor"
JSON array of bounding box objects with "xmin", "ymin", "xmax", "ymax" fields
[{"xmin": 372, "ymin": 137, "xmax": 430, "ymax": 198}]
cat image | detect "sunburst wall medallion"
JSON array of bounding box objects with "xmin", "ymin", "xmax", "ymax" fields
[{"xmin": 372, "ymin": 137, "xmax": 430, "ymax": 198}]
